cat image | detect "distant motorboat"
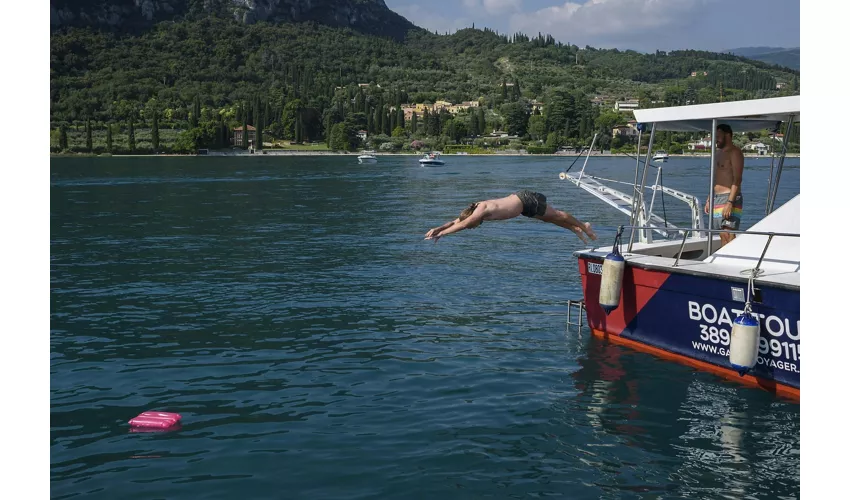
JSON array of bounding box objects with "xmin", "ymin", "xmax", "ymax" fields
[
  {"xmin": 419, "ymin": 152, "xmax": 444, "ymax": 166},
  {"xmin": 358, "ymin": 151, "xmax": 378, "ymax": 164},
  {"xmin": 653, "ymin": 150, "xmax": 670, "ymax": 162}
]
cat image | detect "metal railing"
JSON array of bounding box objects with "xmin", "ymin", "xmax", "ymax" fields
[{"xmin": 612, "ymin": 225, "xmax": 800, "ymax": 271}]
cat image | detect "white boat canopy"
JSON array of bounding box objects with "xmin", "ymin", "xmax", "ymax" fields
[{"xmin": 632, "ymin": 96, "xmax": 800, "ymax": 132}]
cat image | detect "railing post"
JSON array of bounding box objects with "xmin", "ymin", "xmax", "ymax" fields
[
  {"xmin": 707, "ymin": 119, "xmax": 717, "ymax": 258},
  {"xmin": 768, "ymin": 117, "xmax": 795, "ymax": 214},
  {"xmin": 673, "ymin": 230, "xmax": 691, "ymax": 267},
  {"xmin": 629, "ymin": 123, "xmax": 656, "ymax": 251},
  {"xmin": 628, "ymin": 128, "xmax": 643, "ymax": 246},
  {"xmin": 754, "ymin": 234, "xmax": 775, "ymax": 275}
]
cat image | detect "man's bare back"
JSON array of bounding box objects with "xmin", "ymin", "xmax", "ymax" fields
[
  {"xmin": 470, "ymin": 194, "xmax": 525, "ymax": 221},
  {"xmin": 424, "ymin": 190, "xmax": 596, "ymax": 243}
]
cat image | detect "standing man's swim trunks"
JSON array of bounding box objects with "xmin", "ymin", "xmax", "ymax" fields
[
  {"xmin": 515, "ymin": 190, "xmax": 548, "ymax": 217},
  {"xmin": 712, "ymin": 192, "xmax": 743, "ymax": 230}
]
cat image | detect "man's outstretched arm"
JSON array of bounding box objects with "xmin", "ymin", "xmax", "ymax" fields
[
  {"xmin": 425, "ymin": 205, "xmax": 486, "ymax": 241},
  {"xmin": 425, "ymin": 218, "xmax": 459, "ymax": 239}
]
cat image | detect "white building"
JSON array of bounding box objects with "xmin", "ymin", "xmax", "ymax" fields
[
  {"xmin": 614, "ymin": 99, "xmax": 640, "ymax": 112},
  {"xmin": 744, "ymin": 142, "xmax": 771, "ymax": 155},
  {"xmin": 612, "ymin": 121, "xmax": 640, "ymax": 137}
]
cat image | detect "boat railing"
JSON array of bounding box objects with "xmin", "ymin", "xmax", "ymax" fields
[{"xmin": 612, "ymin": 225, "xmax": 799, "ymax": 272}]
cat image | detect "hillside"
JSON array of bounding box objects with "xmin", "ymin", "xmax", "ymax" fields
[
  {"xmin": 50, "ymin": 5, "xmax": 801, "ymax": 154},
  {"xmin": 727, "ymin": 47, "xmax": 800, "ymax": 71},
  {"xmin": 50, "ymin": 0, "xmax": 419, "ymax": 41}
]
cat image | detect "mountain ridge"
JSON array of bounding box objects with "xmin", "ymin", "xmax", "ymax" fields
[
  {"xmin": 49, "ymin": 0, "xmax": 421, "ymax": 41},
  {"xmin": 726, "ymin": 46, "xmax": 799, "ymax": 70}
]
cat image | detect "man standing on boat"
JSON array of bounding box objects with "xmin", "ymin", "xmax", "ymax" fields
[
  {"xmin": 424, "ymin": 190, "xmax": 597, "ymax": 243},
  {"xmin": 705, "ymin": 124, "xmax": 744, "ymax": 247}
]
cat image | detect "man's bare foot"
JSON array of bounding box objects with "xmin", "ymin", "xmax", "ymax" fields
[{"xmin": 584, "ymin": 222, "xmax": 597, "ymax": 240}]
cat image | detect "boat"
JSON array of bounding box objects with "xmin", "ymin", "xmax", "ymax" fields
[
  {"xmin": 561, "ymin": 96, "xmax": 800, "ymax": 399},
  {"xmin": 357, "ymin": 151, "xmax": 378, "ymax": 164},
  {"xmin": 652, "ymin": 150, "xmax": 670, "ymax": 161},
  {"xmin": 419, "ymin": 152, "xmax": 445, "ymax": 166}
]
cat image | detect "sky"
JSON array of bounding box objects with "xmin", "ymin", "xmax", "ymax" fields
[{"xmin": 385, "ymin": 0, "xmax": 800, "ymax": 53}]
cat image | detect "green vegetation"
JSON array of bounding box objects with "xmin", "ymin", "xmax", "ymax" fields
[{"xmin": 50, "ymin": 17, "xmax": 800, "ymax": 154}]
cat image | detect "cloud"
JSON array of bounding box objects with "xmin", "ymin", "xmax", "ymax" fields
[
  {"xmin": 510, "ymin": 0, "xmax": 713, "ymax": 46},
  {"xmin": 483, "ymin": 0, "xmax": 523, "ymax": 15},
  {"xmin": 393, "ymin": 4, "xmax": 471, "ymax": 34}
]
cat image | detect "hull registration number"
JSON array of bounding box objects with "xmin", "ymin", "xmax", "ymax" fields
[{"xmin": 587, "ymin": 262, "xmax": 603, "ymax": 275}]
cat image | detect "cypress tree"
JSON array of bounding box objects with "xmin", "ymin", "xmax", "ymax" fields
[
  {"xmin": 85, "ymin": 119, "xmax": 92, "ymax": 152},
  {"xmin": 190, "ymin": 96, "xmax": 199, "ymax": 129},
  {"xmin": 502, "ymin": 79, "xmax": 508, "ymax": 101},
  {"xmin": 58, "ymin": 124, "xmax": 68, "ymax": 151},
  {"xmin": 256, "ymin": 105, "xmax": 263, "ymax": 151},
  {"xmin": 242, "ymin": 102, "xmax": 249, "ymax": 149},
  {"xmin": 411, "ymin": 112, "xmax": 418, "ymax": 134},
  {"xmin": 325, "ymin": 114, "xmax": 332, "ymax": 146},
  {"xmin": 105, "ymin": 123, "xmax": 113, "ymax": 152},
  {"xmin": 295, "ymin": 113, "xmax": 302, "ymax": 144},
  {"xmin": 390, "ymin": 110, "xmax": 397, "ymax": 132},
  {"xmin": 151, "ymin": 112, "xmax": 160, "ymax": 151},
  {"xmin": 128, "ymin": 118, "xmax": 136, "ymax": 152},
  {"xmin": 397, "ymin": 108, "xmax": 405, "ymax": 131}
]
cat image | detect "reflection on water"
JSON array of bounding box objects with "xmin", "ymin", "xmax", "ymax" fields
[{"xmin": 52, "ymin": 156, "xmax": 799, "ymax": 499}]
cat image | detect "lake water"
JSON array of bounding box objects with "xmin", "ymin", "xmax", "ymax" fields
[{"xmin": 51, "ymin": 155, "xmax": 800, "ymax": 499}]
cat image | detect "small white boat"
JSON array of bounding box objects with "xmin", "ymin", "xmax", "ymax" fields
[
  {"xmin": 653, "ymin": 150, "xmax": 670, "ymax": 161},
  {"xmin": 358, "ymin": 152, "xmax": 378, "ymax": 164},
  {"xmin": 419, "ymin": 152, "xmax": 444, "ymax": 166}
]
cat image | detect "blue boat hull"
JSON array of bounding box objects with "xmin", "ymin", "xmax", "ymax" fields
[{"xmin": 578, "ymin": 256, "xmax": 800, "ymax": 398}]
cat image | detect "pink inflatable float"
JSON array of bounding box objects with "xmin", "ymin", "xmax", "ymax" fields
[{"xmin": 129, "ymin": 411, "xmax": 182, "ymax": 429}]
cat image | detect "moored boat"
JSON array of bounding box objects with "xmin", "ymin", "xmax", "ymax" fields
[{"xmin": 562, "ymin": 96, "xmax": 800, "ymax": 399}]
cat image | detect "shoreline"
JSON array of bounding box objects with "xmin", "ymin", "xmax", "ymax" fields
[{"xmin": 51, "ymin": 152, "xmax": 802, "ymax": 159}]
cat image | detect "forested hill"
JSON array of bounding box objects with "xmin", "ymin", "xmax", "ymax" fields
[
  {"xmin": 727, "ymin": 47, "xmax": 800, "ymax": 71},
  {"xmin": 50, "ymin": 0, "xmax": 419, "ymax": 40},
  {"xmin": 50, "ymin": 4, "xmax": 801, "ymax": 153}
]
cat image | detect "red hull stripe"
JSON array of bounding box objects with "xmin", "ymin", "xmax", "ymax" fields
[
  {"xmin": 590, "ymin": 328, "xmax": 800, "ymax": 401},
  {"xmin": 580, "ymin": 260, "xmax": 671, "ymax": 336}
]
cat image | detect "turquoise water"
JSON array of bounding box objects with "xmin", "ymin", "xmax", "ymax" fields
[{"xmin": 51, "ymin": 155, "xmax": 800, "ymax": 499}]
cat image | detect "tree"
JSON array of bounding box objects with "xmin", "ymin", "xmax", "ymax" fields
[
  {"xmin": 325, "ymin": 114, "xmax": 332, "ymax": 146},
  {"xmin": 528, "ymin": 115, "xmax": 546, "ymax": 141},
  {"xmin": 411, "ymin": 112, "xmax": 418, "ymax": 134},
  {"xmin": 242, "ymin": 103, "xmax": 249, "ymax": 148},
  {"xmin": 477, "ymin": 107, "xmax": 486, "ymax": 134},
  {"xmin": 256, "ymin": 105, "xmax": 263, "ymax": 150},
  {"xmin": 85, "ymin": 119, "xmax": 92, "ymax": 152},
  {"xmin": 282, "ymin": 99, "xmax": 303, "ymax": 139},
  {"xmin": 295, "ymin": 113, "xmax": 302, "ymax": 143},
  {"xmin": 594, "ymin": 110, "xmax": 625, "ymax": 135},
  {"xmin": 190, "ymin": 95, "xmax": 200, "ymax": 129},
  {"xmin": 501, "ymin": 102, "xmax": 529, "ymax": 136},
  {"xmin": 151, "ymin": 112, "xmax": 160, "ymax": 151},
  {"xmin": 392, "ymin": 126, "xmax": 405, "ymax": 138},
  {"xmin": 105, "ymin": 124, "xmax": 113, "ymax": 152},
  {"xmin": 397, "ymin": 108, "xmax": 405, "ymax": 130},
  {"xmin": 329, "ymin": 122, "xmax": 353, "ymax": 150},
  {"xmin": 128, "ymin": 118, "xmax": 136, "ymax": 152},
  {"xmin": 58, "ymin": 125, "xmax": 68, "ymax": 151}
]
